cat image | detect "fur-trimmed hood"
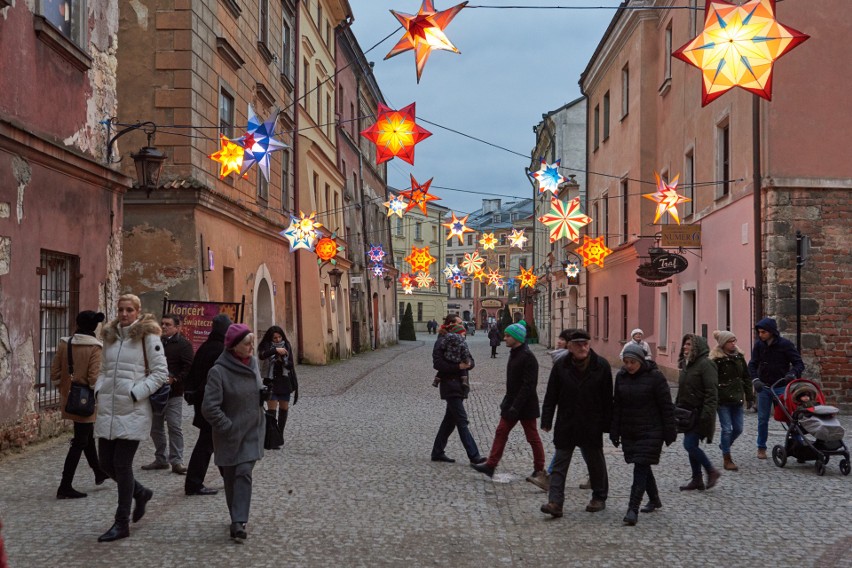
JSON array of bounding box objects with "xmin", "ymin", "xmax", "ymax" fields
[
  {"xmin": 709, "ymin": 344, "xmax": 744, "ymax": 359},
  {"xmin": 101, "ymin": 313, "xmax": 161, "ymax": 344},
  {"xmin": 59, "ymin": 333, "xmax": 103, "ymax": 347}
]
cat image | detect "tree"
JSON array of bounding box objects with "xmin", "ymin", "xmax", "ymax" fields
[
  {"xmin": 499, "ymin": 308, "xmax": 513, "ymax": 333},
  {"xmin": 399, "ymin": 303, "xmax": 416, "ymax": 340}
]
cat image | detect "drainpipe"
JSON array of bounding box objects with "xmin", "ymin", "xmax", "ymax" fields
[
  {"xmin": 293, "ymin": 0, "xmax": 303, "ymax": 363},
  {"xmin": 752, "ymin": 95, "xmax": 764, "ymax": 322},
  {"xmin": 355, "ymin": 74, "xmax": 375, "ymax": 350}
]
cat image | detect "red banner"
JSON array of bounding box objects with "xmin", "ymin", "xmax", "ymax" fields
[{"xmin": 164, "ymin": 300, "xmax": 242, "ymax": 352}]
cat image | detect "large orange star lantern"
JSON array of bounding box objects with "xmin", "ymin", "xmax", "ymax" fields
[
  {"xmin": 443, "ymin": 212, "xmax": 474, "ymax": 244},
  {"xmin": 673, "ymin": 0, "xmax": 809, "ymax": 106},
  {"xmin": 209, "ymin": 135, "xmax": 245, "ymax": 179},
  {"xmin": 315, "ymin": 233, "xmax": 344, "ymax": 266},
  {"xmin": 385, "ymin": 0, "xmax": 469, "ymax": 83},
  {"xmin": 643, "ymin": 172, "xmax": 692, "ymax": 224},
  {"xmin": 518, "ymin": 266, "xmax": 538, "ymax": 289},
  {"xmin": 400, "ymin": 175, "xmax": 441, "ymax": 214},
  {"xmin": 538, "ymin": 196, "xmax": 592, "ymax": 244},
  {"xmin": 577, "ymin": 235, "xmax": 613, "ymax": 268},
  {"xmin": 405, "ymin": 246, "xmax": 437, "ymax": 273},
  {"xmin": 360, "ymin": 103, "xmax": 432, "ymax": 165}
]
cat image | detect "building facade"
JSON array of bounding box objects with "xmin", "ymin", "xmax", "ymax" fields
[{"xmin": 0, "ymin": 1, "xmax": 131, "ymax": 449}]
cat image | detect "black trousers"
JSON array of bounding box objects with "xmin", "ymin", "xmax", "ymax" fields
[
  {"xmin": 60, "ymin": 422, "xmax": 101, "ymax": 487},
  {"xmin": 185, "ymin": 421, "xmax": 214, "ymax": 493},
  {"xmin": 98, "ymin": 439, "xmax": 145, "ymax": 524},
  {"xmin": 630, "ymin": 463, "xmax": 658, "ymax": 507}
]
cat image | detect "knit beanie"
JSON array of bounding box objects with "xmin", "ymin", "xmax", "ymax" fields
[
  {"xmin": 713, "ymin": 329, "xmax": 737, "ymax": 348},
  {"xmin": 505, "ymin": 322, "xmax": 527, "ymax": 343},
  {"xmin": 622, "ymin": 343, "xmax": 646, "ymax": 362},
  {"xmin": 212, "ymin": 314, "xmax": 233, "ymax": 337},
  {"xmin": 225, "ymin": 323, "xmax": 252, "ymax": 349},
  {"xmin": 447, "ymin": 323, "xmax": 466, "ymax": 335},
  {"xmin": 630, "ymin": 328, "xmax": 644, "ymax": 339},
  {"xmin": 76, "ymin": 310, "xmax": 106, "ymax": 334}
]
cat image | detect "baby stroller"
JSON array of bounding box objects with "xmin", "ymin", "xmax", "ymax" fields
[{"xmin": 770, "ymin": 378, "xmax": 849, "ymax": 476}]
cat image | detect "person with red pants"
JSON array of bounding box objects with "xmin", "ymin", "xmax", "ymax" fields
[{"xmin": 471, "ymin": 323, "xmax": 546, "ymax": 482}]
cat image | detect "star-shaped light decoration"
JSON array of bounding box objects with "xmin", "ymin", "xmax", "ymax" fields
[
  {"xmin": 518, "ymin": 266, "xmax": 538, "ymax": 289},
  {"xmin": 384, "ymin": 194, "xmax": 408, "ymax": 218},
  {"xmin": 280, "ymin": 211, "xmax": 322, "ymax": 252},
  {"xmin": 209, "ymin": 134, "xmax": 245, "ymax": 178},
  {"xmin": 315, "ymin": 233, "xmax": 344, "ymax": 266},
  {"xmin": 233, "ymin": 105, "xmax": 288, "ymax": 181},
  {"xmin": 493, "ymin": 277, "xmax": 505, "ymax": 291},
  {"xmin": 403, "ymin": 285, "xmax": 414, "ymax": 295},
  {"xmin": 538, "ymin": 196, "xmax": 593, "ymax": 243},
  {"xmin": 400, "ymin": 175, "xmax": 441, "ymax": 214},
  {"xmin": 442, "ymin": 263, "xmax": 461, "ymax": 280},
  {"xmin": 385, "ymin": 0, "xmax": 469, "ymax": 83},
  {"xmin": 399, "ymin": 273, "xmax": 415, "ymax": 288},
  {"xmin": 530, "ymin": 158, "xmax": 567, "ymax": 194},
  {"xmin": 565, "ymin": 262, "xmax": 580, "ymax": 279},
  {"xmin": 360, "ymin": 103, "xmax": 432, "ymax": 165},
  {"xmin": 415, "ymin": 272, "xmax": 435, "ymax": 289},
  {"xmin": 673, "ymin": 0, "xmax": 809, "ymax": 106},
  {"xmin": 472, "ymin": 269, "xmax": 486, "ymax": 282},
  {"xmin": 643, "ymin": 172, "xmax": 692, "ymax": 225},
  {"xmin": 460, "ymin": 251, "xmax": 485, "ymax": 275},
  {"xmin": 486, "ymin": 269, "xmax": 503, "ymax": 287},
  {"xmin": 576, "ymin": 235, "xmax": 613, "ymax": 268},
  {"xmin": 450, "ymin": 272, "xmax": 465, "ymax": 289},
  {"xmin": 442, "ymin": 212, "xmax": 474, "ymax": 244},
  {"xmin": 367, "ymin": 244, "xmax": 386, "ymax": 264},
  {"xmin": 371, "ymin": 263, "xmax": 387, "ymax": 278},
  {"xmin": 508, "ymin": 228, "xmax": 528, "ymax": 249},
  {"xmin": 479, "ymin": 232, "xmax": 497, "ymax": 250},
  {"xmin": 405, "ymin": 246, "xmax": 437, "ymax": 273}
]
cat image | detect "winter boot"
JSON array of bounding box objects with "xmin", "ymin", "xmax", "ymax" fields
[
  {"xmin": 679, "ymin": 477, "xmax": 705, "ymax": 491},
  {"xmin": 98, "ymin": 521, "xmax": 130, "ymax": 542},
  {"xmin": 706, "ymin": 467, "xmax": 722, "ymax": 489},
  {"xmin": 277, "ymin": 408, "xmax": 289, "ymax": 436},
  {"xmin": 57, "ymin": 485, "xmax": 87, "ymax": 499},
  {"xmin": 623, "ymin": 484, "xmax": 643, "ymax": 526},
  {"xmin": 723, "ymin": 453, "xmax": 738, "ymax": 471}
]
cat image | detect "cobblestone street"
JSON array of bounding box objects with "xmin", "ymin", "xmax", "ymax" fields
[{"xmin": 1, "ymin": 334, "xmax": 850, "ymax": 567}]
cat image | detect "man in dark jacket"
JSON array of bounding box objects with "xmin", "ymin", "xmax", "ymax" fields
[
  {"xmin": 183, "ymin": 313, "xmax": 231, "ymax": 495},
  {"xmin": 540, "ymin": 329, "xmax": 613, "ymax": 517},
  {"xmin": 472, "ymin": 323, "xmax": 545, "ymax": 483},
  {"xmin": 431, "ymin": 315, "xmax": 486, "ymax": 465},
  {"xmin": 748, "ymin": 317, "xmax": 804, "ymax": 459},
  {"xmin": 142, "ymin": 313, "xmax": 194, "ymax": 474}
]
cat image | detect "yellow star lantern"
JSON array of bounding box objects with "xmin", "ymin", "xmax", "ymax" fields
[
  {"xmin": 400, "ymin": 175, "xmax": 441, "ymax": 215},
  {"xmin": 643, "ymin": 172, "xmax": 692, "ymax": 225},
  {"xmin": 577, "ymin": 235, "xmax": 613, "ymax": 268},
  {"xmin": 508, "ymin": 229, "xmax": 528, "ymax": 249},
  {"xmin": 518, "ymin": 266, "xmax": 538, "ymax": 289},
  {"xmin": 385, "ymin": 0, "xmax": 469, "ymax": 83},
  {"xmin": 460, "ymin": 251, "xmax": 485, "ymax": 275},
  {"xmin": 405, "ymin": 246, "xmax": 437, "ymax": 273},
  {"xmin": 673, "ymin": 0, "xmax": 809, "ymax": 106},
  {"xmin": 443, "ymin": 212, "xmax": 474, "ymax": 244},
  {"xmin": 472, "ymin": 269, "xmax": 486, "ymax": 282},
  {"xmin": 209, "ymin": 134, "xmax": 245, "ymax": 178},
  {"xmin": 479, "ymin": 232, "xmax": 497, "ymax": 250}
]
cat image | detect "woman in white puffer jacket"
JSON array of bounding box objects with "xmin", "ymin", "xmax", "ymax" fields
[{"xmin": 94, "ymin": 294, "xmax": 167, "ymax": 543}]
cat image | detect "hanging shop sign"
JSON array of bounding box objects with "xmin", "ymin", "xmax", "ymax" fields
[
  {"xmin": 651, "ymin": 253, "xmax": 689, "ymax": 275},
  {"xmin": 481, "ymin": 299, "xmax": 503, "ymax": 309},
  {"xmin": 661, "ymin": 224, "xmax": 702, "ymax": 248},
  {"xmin": 636, "ymin": 263, "xmax": 668, "ymax": 281},
  {"xmin": 637, "ymin": 279, "xmax": 672, "ymax": 287}
]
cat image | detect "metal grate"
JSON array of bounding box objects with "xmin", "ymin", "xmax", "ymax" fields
[{"xmin": 36, "ymin": 250, "xmax": 79, "ymax": 409}]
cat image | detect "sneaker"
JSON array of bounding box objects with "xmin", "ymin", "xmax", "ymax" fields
[
  {"xmin": 526, "ymin": 471, "xmax": 550, "ymax": 492},
  {"xmin": 171, "ymin": 463, "xmax": 188, "ymax": 475},
  {"xmin": 141, "ymin": 461, "xmax": 168, "ymax": 471},
  {"xmin": 585, "ymin": 498, "xmax": 606, "ymax": 512},
  {"xmin": 471, "ymin": 462, "xmax": 495, "ymax": 477},
  {"xmin": 757, "ymin": 448, "xmax": 767, "ymax": 460},
  {"xmin": 540, "ymin": 502, "xmax": 563, "ymax": 518}
]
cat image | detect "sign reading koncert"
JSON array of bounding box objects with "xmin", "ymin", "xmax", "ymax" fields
[{"xmin": 163, "ymin": 299, "xmax": 244, "ymax": 352}]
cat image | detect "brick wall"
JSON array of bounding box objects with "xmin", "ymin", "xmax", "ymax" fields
[{"xmin": 0, "ymin": 410, "xmax": 69, "ymax": 455}]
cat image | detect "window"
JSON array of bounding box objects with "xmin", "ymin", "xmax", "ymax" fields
[
  {"xmin": 621, "ymin": 64, "xmax": 629, "ymax": 118},
  {"xmin": 480, "ymin": 282, "xmax": 487, "ymax": 297},
  {"xmin": 664, "ymin": 23, "xmax": 673, "ymax": 81},
  {"xmin": 257, "ymin": 170, "xmax": 268, "ymax": 202},
  {"xmin": 689, "ymin": 0, "xmax": 699, "ymax": 37},
  {"xmin": 717, "ymin": 289, "xmax": 731, "ymax": 331},
  {"xmin": 463, "ymin": 283, "xmax": 471, "ymax": 299},
  {"xmin": 499, "ymin": 255, "xmax": 506, "ymax": 269},
  {"xmin": 603, "ymin": 296, "xmax": 610, "ymax": 340},
  {"xmin": 602, "ymin": 192, "xmax": 609, "ymax": 246},
  {"xmin": 396, "ymin": 218, "xmax": 403, "ymax": 236},
  {"xmin": 38, "ymin": 250, "xmax": 79, "ymax": 409},
  {"xmin": 684, "ymin": 150, "xmax": 694, "ymax": 217},
  {"xmin": 281, "ymin": 17, "xmax": 292, "ymax": 78},
  {"xmin": 519, "ymin": 256, "xmax": 527, "ymax": 269},
  {"xmin": 620, "ymin": 179, "xmax": 629, "ymax": 243},
  {"xmin": 432, "ymin": 226, "xmax": 438, "ymax": 242},
  {"xmin": 39, "ymin": 0, "xmax": 86, "ymax": 46},
  {"xmin": 621, "ymin": 295, "xmax": 628, "ymax": 341},
  {"xmin": 303, "ymin": 60, "xmax": 310, "ymax": 111},
  {"xmin": 447, "ymin": 237, "xmax": 453, "ymax": 248},
  {"xmin": 326, "ymin": 93, "xmax": 332, "ymax": 137},
  {"xmin": 326, "ymin": 22, "xmax": 332, "ymax": 49},
  {"xmin": 415, "ymin": 222, "xmax": 422, "ymax": 241},
  {"xmin": 316, "ymin": 78, "xmax": 321, "ymax": 123},
  {"xmin": 593, "ymin": 297, "xmax": 600, "ymax": 338},
  {"xmin": 219, "ymin": 88, "xmax": 235, "ymax": 137},
  {"xmin": 602, "ymin": 91, "xmax": 610, "ymax": 140},
  {"xmin": 417, "ymin": 302, "xmax": 423, "ymax": 322},
  {"xmin": 466, "ymin": 234, "xmax": 474, "ymax": 246},
  {"xmin": 399, "ymin": 302, "xmax": 405, "ymax": 322},
  {"xmin": 333, "ymin": 191, "xmax": 339, "ymax": 230},
  {"xmin": 324, "ymin": 183, "xmax": 331, "ymax": 226},
  {"xmin": 682, "ymin": 289, "xmax": 696, "ymax": 336},
  {"xmin": 660, "ymin": 292, "xmax": 669, "ymax": 349},
  {"xmin": 312, "ymin": 172, "xmax": 320, "ymax": 206},
  {"xmin": 317, "ymin": 4, "xmax": 322, "ymax": 27},
  {"xmin": 500, "ymin": 233, "xmax": 507, "ymax": 246},
  {"xmin": 593, "ymin": 203, "xmax": 599, "ymax": 238},
  {"xmin": 593, "ymin": 105, "xmax": 600, "ymax": 150},
  {"xmin": 717, "ymin": 120, "xmax": 731, "ymax": 198},
  {"xmin": 259, "ymin": 0, "xmax": 269, "ymax": 45}
]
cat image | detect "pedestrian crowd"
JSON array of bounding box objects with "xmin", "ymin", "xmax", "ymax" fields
[{"xmin": 430, "ymin": 314, "xmax": 804, "ymax": 526}]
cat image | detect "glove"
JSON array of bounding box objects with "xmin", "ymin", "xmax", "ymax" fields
[
  {"xmin": 183, "ymin": 390, "xmax": 197, "ymax": 406},
  {"xmin": 752, "ymin": 379, "xmax": 766, "ymax": 393},
  {"xmin": 609, "ymin": 435, "xmax": 620, "ymax": 448}
]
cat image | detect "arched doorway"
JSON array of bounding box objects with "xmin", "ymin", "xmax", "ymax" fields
[
  {"xmin": 479, "ymin": 309, "xmax": 487, "ymax": 330},
  {"xmin": 569, "ymin": 286, "xmax": 579, "ymax": 328},
  {"xmin": 253, "ymin": 264, "xmax": 275, "ymax": 337}
]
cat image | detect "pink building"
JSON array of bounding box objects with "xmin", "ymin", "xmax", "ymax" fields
[{"xmin": 580, "ymin": 0, "xmax": 852, "ymax": 403}]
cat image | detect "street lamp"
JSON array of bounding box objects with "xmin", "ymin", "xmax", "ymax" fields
[
  {"xmin": 105, "ymin": 119, "xmax": 167, "ymax": 197},
  {"xmin": 326, "ymin": 267, "xmax": 343, "ymax": 289},
  {"xmin": 383, "ymin": 274, "xmax": 394, "ymax": 290}
]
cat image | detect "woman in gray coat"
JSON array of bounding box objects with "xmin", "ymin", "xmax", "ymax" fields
[{"xmin": 202, "ymin": 324, "xmax": 265, "ymax": 543}]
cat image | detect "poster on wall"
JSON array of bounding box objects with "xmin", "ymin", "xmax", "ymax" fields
[{"xmin": 162, "ymin": 298, "xmax": 245, "ymax": 352}]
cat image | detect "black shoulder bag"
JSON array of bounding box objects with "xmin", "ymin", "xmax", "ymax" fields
[{"xmin": 64, "ymin": 337, "xmax": 96, "ymax": 417}]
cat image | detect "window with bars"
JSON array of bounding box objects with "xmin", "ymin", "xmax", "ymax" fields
[{"xmin": 38, "ymin": 250, "xmax": 79, "ymax": 408}]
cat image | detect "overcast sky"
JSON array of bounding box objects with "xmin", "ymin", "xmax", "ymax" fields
[{"xmin": 348, "ymin": 0, "xmax": 622, "ymax": 215}]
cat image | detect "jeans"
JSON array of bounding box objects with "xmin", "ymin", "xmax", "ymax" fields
[
  {"xmin": 485, "ymin": 417, "xmax": 545, "ymax": 471},
  {"xmin": 683, "ymin": 432, "xmax": 712, "ymax": 478},
  {"xmin": 98, "ymin": 438, "xmax": 146, "ymax": 524},
  {"xmin": 219, "ymin": 461, "xmax": 255, "ymax": 523},
  {"xmin": 150, "ymin": 396, "xmax": 184, "ymax": 464},
  {"xmin": 185, "ymin": 421, "xmax": 214, "ymax": 493},
  {"xmin": 432, "ymin": 397, "xmax": 481, "ymax": 460},
  {"xmin": 717, "ymin": 403, "xmax": 744, "ymax": 455},
  {"xmin": 756, "ymin": 386, "xmax": 785, "ymax": 450},
  {"xmin": 548, "ymin": 446, "xmax": 608, "ymax": 506},
  {"xmin": 60, "ymin": 422, "xmax": 102, "ymax": 488}
]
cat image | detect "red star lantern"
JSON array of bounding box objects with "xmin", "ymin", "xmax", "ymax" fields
[
  {"xmin": 576, "ymin": 235, "xmax": 613, "ymax": 268},
  {"xmin": 360, "ymin": 103, "xmax": 432, "ymax": 165},
  {"xmin": 405, "ymin": 246, "xmax": 437, "ymax": 273},
  {"xmin": 400, "ymin": 174, "xmax": 441, "ymax": 214},
  {"xmin": 673, "ymin": 0, "xmax": 809, "ymax": 106},
  {"xmin": 385, "ymin": 0, "xmax": 469, "ymax": 83}
]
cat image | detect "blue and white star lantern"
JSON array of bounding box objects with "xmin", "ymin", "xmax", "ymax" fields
[
  {"xmin": 234, "ymin": 104, "xmax": 288, "ymax": 182},
  {"xmin": 371, "ymin": 263, "xmax": 387, "ymax": 278},
  {"xmin": 367, "ymin": 244, "xmax": 386, "ymax": 264},
  {"xmin": 565, "ymin": 262, "xmax": 580, "ymax": 278},
  {"xmin": 279, "ymin": 211, "xmax": 321, "ymax": 252},
  {"xmin": 450, "ymin": 272, "xmax": 466, "ymax": 288},
  {"xmin": 530, "ymin": 158, "xmax": 566, "ymax": 194},
  {"xmin": 443, "ymin": 263, "xmax": 461, "ymax": 280}
]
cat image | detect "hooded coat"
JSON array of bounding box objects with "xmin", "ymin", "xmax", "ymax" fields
[
  {"xmin": 675, "ymin": 335, "xmax": 718, "ymax": 442},
  {"xmin": 710, "ymin": 344, "xmax": 754, "ymax": 406},
  {"xmin": 50, "ymin": 334, "xmax": 103, "ymax": 423},
  {"xmin": 611, "ymin": 360, "xmax": 676, "ymax": 464},
  {"xmin": 95, "ymin": 314, "xmax": 168, "ymax": 441},
  {"xmin": 202, "ymin": 351, "xmax": 265, "ymax": 467},
  {"xmin": 500, "ymin": 343, "xmax": 540, "ymax": 421},
  {"xmin": 747, "ymin": 317, "xmax": 804, "ymax": 389}
]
